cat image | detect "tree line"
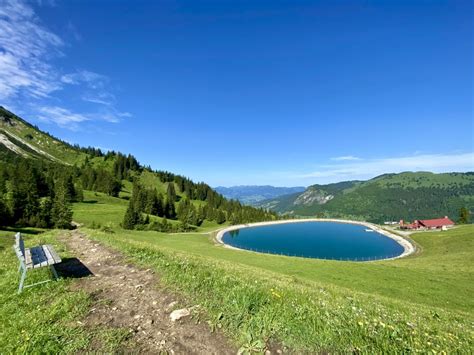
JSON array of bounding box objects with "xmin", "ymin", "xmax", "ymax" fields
[
  {"xmin": 1, "ymin": 142, "xmax": 278, "ymax": 231},
  {"xmin": 122, "ymin": 179, "xmax": 278, "ymax": 231},
  {"xmin": 0, "ymin": 157, "xmax": 78, "ymax": 229}
]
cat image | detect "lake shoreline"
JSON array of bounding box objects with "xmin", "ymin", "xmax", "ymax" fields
[{"xmin": 215, "ymin": 218, "xmax": 416, "ymax": 261}]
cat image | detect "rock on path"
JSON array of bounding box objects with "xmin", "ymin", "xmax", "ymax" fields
[{"xmin": 60, "ymin": 230, "xmax": 234, "ymax": 354}]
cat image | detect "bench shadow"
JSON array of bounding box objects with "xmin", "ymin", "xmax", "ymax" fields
[
  {"xmin": 1, "ymin": 227, "xmax": 45, "ymax": 235},
  {"xmin": 81, "ymin": 200, "xmax": 98, "ymax": 204},
  {"xmin": 56, "ymin": 258, "xmax": 94, "ymax": 279}
]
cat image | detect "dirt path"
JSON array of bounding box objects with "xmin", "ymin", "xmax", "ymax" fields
[{"xmin": 59, "ymin": 230, "xmax": 234, "ymax": 354}]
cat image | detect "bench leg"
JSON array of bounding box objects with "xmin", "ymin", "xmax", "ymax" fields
[
  {"xmin": 50, "ymin": 265, "xmax": 59, "ymax": 280},
  {"xmin": 18, "ymin": 268, "xmax": 26, "ymax": 294}
]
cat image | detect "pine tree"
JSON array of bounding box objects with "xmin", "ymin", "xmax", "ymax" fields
[
  {"xmin": 177, "ymin": 198, "xmax": 191, "ymax": 223},
  {"xmin": 196, "ymin": 206, "xmax": 205, "ymax": 226},
  {"xmin": 167, "ymin": 183, "xmax": 177, "ymax": 203},
  {"xmin": 0, "ymin": 199, "xmax": 7, "ymax": 227},
  {"xmin": 74, "ymin": 182, "xmax": 84, "ymax": 202},
  {"xmin": 216, "ymin": 210, "xmax": 226, "ymax": 224},
  {"xmin": 459, "ymin": 207, "xmax": 470, "ymax": 224},
  {"xmin": 122, "ymin": 202, "xmax": 142, "ymax": 230},
  {"xmin": 164, "ymin": 198, "xmax": 176, "ymax": 219},
  {"xmin": 64, "ymin": 174, "xmax": 76, "ymax": 202},
  {"xmin": 38, "ymin": 197, "xmax": 53, "ymax": 228},
  {"xmin": 52, "ymin": 181, "xmax": 73, "ymax": 229}
]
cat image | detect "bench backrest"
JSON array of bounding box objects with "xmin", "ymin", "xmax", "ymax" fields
[{"xmin": 14, "ymin": 233, "xmax": 25, "ymax": 261}]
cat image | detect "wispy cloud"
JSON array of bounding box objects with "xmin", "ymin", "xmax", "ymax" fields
[
  {"xmin": 36, "ymin": 105, "xmax": 131, "ymax": 129},
  {"xmin": 37, "ymin": 106, "xmax": 89, "ymax": 128},
  {"xmin": 81, "ymin": 91, "xmax": 116, "ymax": 106},
  {"xmin": 61, "ymin": 70, "xmax": 108, "ymax": 88},
  {"xmin": 331, "ymin": 155, "xmax": 361, "ymax": 161},
  {"xmin": 0, "ymin": 0, "xmax": 130, "ymax": 129},
  {"xmin": 296, "ymin": 153, "xmax": 474, "ymax": 181},
  {"xmin": 0, "ymin": 0, "xmax": 62, "ymax": 100}
]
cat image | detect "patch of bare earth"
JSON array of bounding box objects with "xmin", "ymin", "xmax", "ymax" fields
[{"xmin": 59, "ymin": 230, "xmax": 235, "ymax": 354}]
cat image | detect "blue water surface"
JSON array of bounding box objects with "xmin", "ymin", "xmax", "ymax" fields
[{"xmin": 222, "ymin": 222, "xmax": 404, "ymax": 261}]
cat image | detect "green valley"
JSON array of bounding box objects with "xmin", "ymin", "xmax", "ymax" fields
[{"xmin": 257, "ymin": 172, "xmax": 474, "ymax": 223}]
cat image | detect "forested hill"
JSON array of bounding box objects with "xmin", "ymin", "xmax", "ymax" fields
[
  {"xmin": 257, "ymin": 172, "xmax": 474, "ymax": 223},
  {"xmin": 0, "ymin": 107, "xmax": 277, "ymax": 230}
]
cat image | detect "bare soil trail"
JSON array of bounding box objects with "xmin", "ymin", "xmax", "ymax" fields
[{"xmin": 58, "ymin": 230, "xmax": 234, "ymax": 354}]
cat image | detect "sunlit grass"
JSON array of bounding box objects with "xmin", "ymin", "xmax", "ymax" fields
[
  {"xmin": 0, "ymin": 229, "xmax": 129, "ymax": 352},
  {"xmin": 85, "ymin": 225, "xmax": 474, "ymax": 352}
]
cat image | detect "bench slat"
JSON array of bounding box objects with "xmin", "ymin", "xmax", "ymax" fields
[
  {"xmin": 42, "ymin": 245, "xmax": 54, "ymax": 266},
  {"xmin": 14, "ymin": 246, "xmax": 25, "ymax": 261},
  {"xmin": 14, "ymin": 234, "xmax": 61, "ymax": 269},
  {"xmin": 30, "ymin": 246, "xmax": 50, "ymax": 268},
  {"xmin": 45, "ymin": 245, "xmax": 62, "ymax": 264},
  {"xmin": 24, "ymin": 248, "xmax": 32, "ymax": 267},
  {"xmin": 42, "ymin": 245, "xmax": 60, "ymax": 265}
]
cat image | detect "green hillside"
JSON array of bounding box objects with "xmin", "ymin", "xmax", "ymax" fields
[
  {"xmin": 0, "ymin": 107, "xmax": 88, "ymax": 165},
  {"xmin": 0, "ymin": 108, "xmax": 277, "ymax": 232},
  {"xmin": 258, "ymin": 172, "xmax": 474, "ymax": 222}
]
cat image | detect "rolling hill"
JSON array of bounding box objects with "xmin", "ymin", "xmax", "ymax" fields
[
  {"xmin": 257, "ymin": 172, "xmax": 474, "ymax": 223},
  {"xmin": 0, "ymin": 106, "xmax": 277, "ymax": 230}
]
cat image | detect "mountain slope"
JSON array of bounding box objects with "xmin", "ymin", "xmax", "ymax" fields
[
  {"xmin": 215, "ymin": 185, "xmax": 306, "ymax": 205},
  {"xmin": 0, "ymin": 108, "xmax": 277, "ymax": 230},
  {"xmin": 258, "ymin": 172, "xmax": 474, "ymax": 223},
  {"xmin": 0, "ymin": 106, "xmax": 88, "ymax": 165}
]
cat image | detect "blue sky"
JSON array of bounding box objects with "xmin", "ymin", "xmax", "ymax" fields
[{"xmin": 1, "ymin": 0, "xmax": 473, "ymax": 186}]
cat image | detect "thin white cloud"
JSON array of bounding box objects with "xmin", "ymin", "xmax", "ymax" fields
[
  {"xmin": 37, "ymin": 106, "xmax": 89, "ymax": 129},
  {"xmin": 36, "ymin": 105, "xmax": 131, "ymax": 129},
  {"xmin": 81, "ymin": 91, "xmax": 116, "ymax": 106},
  {"xmin": 331, "ymin": 155, "xmax": 361, "ymax": 161},
  {"xmin": 0, "ymin": 0, "xmax": 130, "ymax": 128},
  {"xmin": 0, "ymin": 0, "xmax": 62, "ymax": 100},
  {"xmin": 61, "ymin": 70, "xmax": 108, "ymax": 89},
  {"xmin": 296, "ymin": 153, "xmax": 474, "ymax": 180}
]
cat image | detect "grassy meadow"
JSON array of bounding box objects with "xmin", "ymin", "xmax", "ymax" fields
[
  {"xmin": 71, "ymin": 193, "xmax": 474, "ymax": 352},
  {"xmin": 1, "ymin": 192, "xmax": 471, "ymax": 352},
  {"xmin": 0, "ymin": 229, "xmax": 129, "ymax": 352},
  {"xmin": 83, "ymin": 225, "xmax": 473, "ymax": 352}
]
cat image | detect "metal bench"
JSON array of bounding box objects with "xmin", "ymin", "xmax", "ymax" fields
[{"xmin": 13, "ymin": 233, "xmax": 62, "ymax": 294}]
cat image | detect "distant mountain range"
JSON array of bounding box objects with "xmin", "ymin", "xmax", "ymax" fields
[
  {"xmin": 215, "ymin": 185, "xmax": 306, "ymax": 205},
  {"xmin": 255, "ymin": 172, "xmax": 474, "ymax": 223}
]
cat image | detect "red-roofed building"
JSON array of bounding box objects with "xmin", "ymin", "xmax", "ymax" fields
[
  {"xmin": 400, "ymin": 216, "xmax": 455, "ymax": 230},
  {"xmin": 418, "ymin": 217, "xmax": 455, "ymax": 229}
]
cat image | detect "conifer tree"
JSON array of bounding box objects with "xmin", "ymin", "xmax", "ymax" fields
[
  {"xmin": 122, "ymin": 202, "xmax": 142, "ymax": 229},
  {"xmin": 0, "ymin": 199, "xmax": 7, "ymax": 227},
  {"xmin": 74, "ymin": 182, "xmax": 84, "ymax": 202},
  {"xmin": 38, "ymin": 197, "xmax": 53, "ymax": 228},
  {"xmin": 216, "ymin": 210, "xmax": 226, "ymax": 224},
  {"xmin": 177, "ymin": 198, "xmax": 190, "ymax": 222},
  {"xmin": 167, "ymin": 183, "xmax": 177, "ymax": 202},
  {"xmin": 459, "ymin": 207, "xmax": 470, "ymax": 224},
  {"xmin": 52, "ymin": 181, "xmax": 73, "ymax": 229},
  {"xmin": 164, "ymin": 198, "xmax": 176, "ymax": 219},
  {"xmin": 64, "ymin": 174, "xmax": 76, "ymax": 202}
]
